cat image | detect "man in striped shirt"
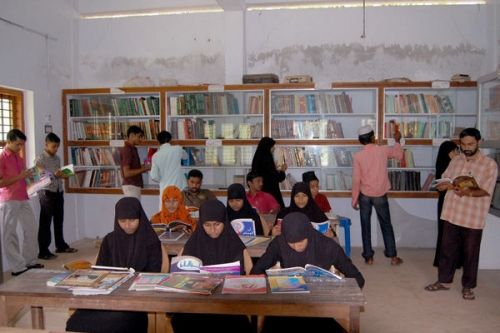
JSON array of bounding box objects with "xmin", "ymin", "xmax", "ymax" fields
[{"xmin": 425, "ymin": 128, "xmax": 498, "ymax": 300}]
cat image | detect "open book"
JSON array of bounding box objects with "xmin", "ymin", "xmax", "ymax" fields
[
  {"xmin": 129, "ymin": 273, "xmax": 170, "ymax": 291},
  {"xmin": 159, "ymin": 230, "xmax": 186, "ymax": 242},
  {"xmin": 25, "ymin": 166, "xmax": 52, "ymax": 196},
  {"xmin": 266, "ymin": 264, "xmax": 343, "ymax": 280},
  {"xmin": 431, "ymin": 175, "xmax": 480, "ymax": 191},
  {"xmin": 59, "ymin": 164, "xmax": 75, "ymax": 177}
]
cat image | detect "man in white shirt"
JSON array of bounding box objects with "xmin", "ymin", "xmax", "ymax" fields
[{"xmin": 150, "ymin": 131, "xmax": 187, "ymax": 208}]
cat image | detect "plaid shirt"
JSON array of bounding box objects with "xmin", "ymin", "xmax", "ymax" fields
[{"xmin": 441, "ymin": 152, "xmax": 498, "ymax": 230}]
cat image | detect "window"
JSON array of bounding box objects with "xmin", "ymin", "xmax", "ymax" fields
[{"xmin": 0, "ymin": 87, "xmax": 23, "ymax": 144}]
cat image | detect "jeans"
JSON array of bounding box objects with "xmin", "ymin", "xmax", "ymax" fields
[{"xmin": 359, "ymin": 193, "xmax": 397, "ymax": 259}]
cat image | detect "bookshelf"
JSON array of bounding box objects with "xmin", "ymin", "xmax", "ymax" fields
[{"xmin": 62, "ymin": 82, "xmax": 477, "ymax": 198}]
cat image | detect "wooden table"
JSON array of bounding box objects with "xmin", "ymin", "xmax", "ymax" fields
[{"xmin": 0, "ymin": 270, "xmax": 365, "ymax": 333}]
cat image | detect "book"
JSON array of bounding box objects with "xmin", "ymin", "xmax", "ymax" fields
[
  {"xmin": 166, "ymin": 220, "xmax": 193, "ymax": 232},
  {"xmin": 222, "ymin": 275, "xmax": 267, "ymax": 294},
  {"xmin": 239, "ymin": 236, "xmax": 271, "ymax": 247},
  {"xmin": 25, "ymin": 166, "xmax": 52, "ymax": 196},
  {"xmin": 128, "ymin": 273, "xmax": 170, "ymax": 291},
  {"xmin": 155, "ymin": 274, "xmax": 223, "ymax": 295},
  {"xmin": 311, "ymin": 221, "xmax": 330, "ymax": 235},
  {"xmin": 46, "ymin": 272, "xmax": 72, "ymax": 287},
  {"xmin": 170, "ymin": 255, "xmax": 203, "ymax": 273},
  {"xmin": 59, "ymin": 164, "xmax": 75, "ymax": 177},
  {"xmin": 266, "ymin": 264, "xmax": 342, "ymax": 280},
  {"xmin": 71, "ymin": 271, "xmax": 134, "ymax": 295},
  {"xmin": 230, "ymin": 218, "xmax": 256, "ymax": 237},
  {"xmin": 431, "ymin": 175, "xmax": 480, "ymax": 191},
  {"xmin": 54, "ymin": 269, "xmax": 110, "ymax": 288},
  {"xmin": 268, "ymin": 275, "xmax": 309, "ymax": 294},
  {"xmin": 199, "ymin": 261, "xmax": 241, "ymax": 276},
  {"xmin": 159, "ymin": 230, "xmax": 185, "ymax": 242}
]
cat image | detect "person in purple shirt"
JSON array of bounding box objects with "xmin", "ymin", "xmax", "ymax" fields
[{"xmin": 0, "ymin": 129, "xmax": 43, "ymax": 276}]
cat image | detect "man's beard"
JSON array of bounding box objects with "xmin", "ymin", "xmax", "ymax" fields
[{"xmin": 462, "ymin": 147, "xmax": 478, "ymax": 157}]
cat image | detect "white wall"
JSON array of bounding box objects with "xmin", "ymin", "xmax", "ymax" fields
[{"xmin": 0, "ymin": 0, "xmax": 76, "ymax": 270}]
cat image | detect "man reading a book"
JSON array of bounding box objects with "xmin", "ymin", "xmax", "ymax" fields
[
  {"xmin": 182, "ymin": 169, "xmax": 216, "ymax": 208},
  {"xmin": 425, "ymin": 128, "xmax": 498, "ymax": 300},
  {"xmin": 0, "ymin": 129, "xmax": 43, "ymax": 276},
  {"xmin": 35, "ymin": 132, "xmax": 77, "ymax": 260}
]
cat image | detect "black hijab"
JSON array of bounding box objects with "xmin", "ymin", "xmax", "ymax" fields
[
  {"xmin": 251, "ymin": 137, "xmax": 277, "ymax": 173},
  {"xmin": 277, "ymin": 182, "xmax": 328, "ymax": 223},
  {"xmin": 435, "ymin": 141, "xmax": 458, "ymax": 179},
  {"xmin": 278, "ymin": 212, "xmax": 328, "ymax": 267},
  {"xmin": 96, "ymin": 197, "xmax": 161, "ymax": 271},
  {"xmin": 227, "ymin": 183, "xmax": 264, "ymax": 236},
  {"xmin": 183, "ymin": 200, "xmax": 246, "ymax": 271}
]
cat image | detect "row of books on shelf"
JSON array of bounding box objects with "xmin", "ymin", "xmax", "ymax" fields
[
  {"xmin": 70, "ymin": 119, "xmax": 160, "ymax": 140},
  {"xmin": 485, "ymin": 121, "xmax": 500, "ymax": 139},
  {"xmin": 69, "ymin": 96, "xmax": 160, "ymax": 117},
  {"xmin": 385, "ymin": 94, "xmax": 455, "ymax": 114},
  {"xmin": 274, "ymin": 147, "xmax": 353, "ymax": 168},
  {"xmin": 385, "ymin": 120, "xmax": 456, "ymax": 139},
  {"xmin": 69, "ymin": 169, "xmax": 121, "ymax": 188},
  {"xmin": 387, "ymin": 149, "xmax": 415, "ymax": 168},
  {"xmin": 171, "ymin": 119, "xmax": 262, "ymax": 139},
  {"xmin": 388, "ymin": 170, "xmax": 422, "ymax": 191},
  {"xmin": 71, "ymin": 147, "xmax": 119, "ymax": 166},
  {"xmin": 170, "ymin": 93, "xmax": 260, "ymax": 116},
  {"xmin": 271, "ymin": 92, "xmax": 353, "ymax": 114},
  {"xmin": 271, "ymin": 119, "xmax": 345, "ymax": 139},
  {"xmin": 48, "ymin": 260, "xmax": 342, "ymax": 295},
  {"xmin": 181, "ymin": 146, "xmax": 254, "ymax": 167}
]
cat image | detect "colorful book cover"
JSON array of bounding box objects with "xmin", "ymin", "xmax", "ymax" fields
[
  {"xmin": 46, "ymin": 272, "xmax": 72, "ymax": 287},
  {"xmin": 230, "ymin": 218, "xmax": 256, "ymax": 237},
  {"xmin": 155, "ymin": 274, "xmax": 223, "ymax": 295},
  {"xmin": 26, "ymin": 166, "xmax": 52, "ymax": 196},
  {"xmin": 59, "ymin": 164, "xmax": 75, "ymax": 177},
  {"xmin": 129, "ymin": 273, "xmax": 170, "ymax": 291},
  {"xmin": 199, "ymin": 261, "xmax": 241, "ymax": 276},
  {"xmin": 55, "ymin": 269, "xmax": 109, "ymax": 288},
  {"xmin": 268, "ymin": 275, "xmax": 309, "ymax": 294},
  {"xmin": 222, "ymin": 275, "xmax": 267, "ymax": 294},
  {"xmin": 71, "ymin": 272, "xmax": 134, "ymax": 295}
]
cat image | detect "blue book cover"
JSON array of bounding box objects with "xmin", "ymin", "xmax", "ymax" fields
[
  {"xmin": 230, "ymin": 218, "xmax": 256, "ymax": 237},
  {"xmin": 311, "ymin": 221, "xmax": 330, "ymax": 234}
]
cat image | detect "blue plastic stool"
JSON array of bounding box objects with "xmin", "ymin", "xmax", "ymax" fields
[{"xmin": 338, "ymin": 216, "xmax": 352, "ymax": 257}]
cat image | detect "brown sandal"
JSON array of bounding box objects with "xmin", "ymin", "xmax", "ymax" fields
[
  {"xmin": 462, "ymin": 288, "xmax": 475, "ymax": 300},
  {"xmin": 424, "ymin": 281, "xmax": 449, "ymax": 292}
]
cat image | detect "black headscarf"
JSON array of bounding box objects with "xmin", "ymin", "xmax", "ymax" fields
[
  {"xmin": 96, "ymin": 197, "xmax": 161, "ymax": 272},
  {"xmin": 435, "ymin": 141, "xmax": 458, "ymax": 179},
  {"xmin": 183, "ymin": 199, "xmax": 246, "ymax": 273},
  {"xmin": 277, "ymin": 212, "xmax": 365, "ymax": 288},
  {"xmin": 227, "ymin": 183, "xmax": 264, "ymax": 236},
  {"xmin": 251, "ymin": 137, "xmax": 277, "ymax": 173},
  {"xmin": 302, "ymin": 171, "xmax": 318, "ymax": 183},
  {"xmin": 277, "ymin": 182, "xmax": 328, "ymax": 223}
]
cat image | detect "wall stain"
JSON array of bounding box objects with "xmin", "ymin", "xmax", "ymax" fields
[{"xmin": 248, "ymin": 42, "xmax": 485, "ymax": 68}]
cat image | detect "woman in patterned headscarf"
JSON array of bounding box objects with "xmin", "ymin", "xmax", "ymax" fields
[{"xmin": 151, "ymin": 185, "xmax": 195, "ymax": 230}]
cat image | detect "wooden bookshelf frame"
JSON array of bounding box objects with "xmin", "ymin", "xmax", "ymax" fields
[{"xmin": 62, "ymin": 82, "xmax": 477, "ymax": 198}]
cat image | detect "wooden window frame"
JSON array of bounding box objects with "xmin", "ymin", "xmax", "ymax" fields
[{"xmin": 0, "ymin": 86, "xmax": 24, "ymax": 147}]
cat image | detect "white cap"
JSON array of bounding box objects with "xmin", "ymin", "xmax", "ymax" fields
[{"xmin": 358, "ymin": 125, "xmax": 374, "ymax": 136}]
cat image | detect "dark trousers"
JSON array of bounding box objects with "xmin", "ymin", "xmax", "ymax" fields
[
  {"xmin": 434, "ymin": 193, "xmax": 463, "ymax": 268},
  {"xmin": 359, "ymin": 193, "xmax": 397, "ymax": 260},
  {"xmin": 438, "ymin": 221, "xmax": 483, "ymax": 289},
  {"xmin": 38, "ymin": 191, "xmax": 68, "ymax": 254}
]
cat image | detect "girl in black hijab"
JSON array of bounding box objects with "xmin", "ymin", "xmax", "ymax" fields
[
  {"xmin": 272, "ymin": 182, "xmax": 329, "ymax": 236},
  {"xmin": 172, "ymin": 199, "xmax": 253, "ymax": 333},
  {"xmin": 434, "ymin": 140, "xmax": 460, "ymax": 267},
  {"xmin": 251, "ymin": 212, "xmax": 364, "ymax": 333},
  {"xmin": 251, "ymin": 137, "xmax": 287, "ymax": 208},
  {"xmin": 66, "ymin": 197, "xmax": 162, "ymax": 333},
  {"xmin": 227, "ymin": 183, "xmax": 265, "ymax": 236}
]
